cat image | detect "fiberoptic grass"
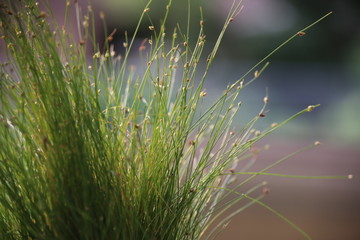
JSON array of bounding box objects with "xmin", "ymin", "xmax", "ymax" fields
[{"xmin": 0, "ymin": 0, "xmax": 352, "ymax": 239}]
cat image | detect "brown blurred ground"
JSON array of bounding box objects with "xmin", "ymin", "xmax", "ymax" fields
[{"xmin": 217, "ymin": 139, "xmax": 360, "ymax": 240}]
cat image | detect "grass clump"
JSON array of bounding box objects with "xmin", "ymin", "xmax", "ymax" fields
[{"xmin": 0, "ymin": 0, "xmax": 350, "ymax": 239}]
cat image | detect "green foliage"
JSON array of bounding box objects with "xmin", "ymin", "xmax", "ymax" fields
[{"xmin": 0, "ymin": 0, "xmax": 346, "ymax": 239}]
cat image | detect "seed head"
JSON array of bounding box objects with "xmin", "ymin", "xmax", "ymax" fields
[
  {"xmin": 149, "ymin": 25, "xmax": 155, "ymax": 31},
  {"xmin": 307, "ymin": 105, "xmax": 315, "ymax": 112},
  {"xmin": 314, "ymin": 141, "xmax": 321, "ymax": 146},
  {"xmin": 200, "ymin": 91, "xmax": 207, "ymax": 97},
  {"xmin": 348, "ymin": 174, "xmax": 353, "ymax": 179},
  {"xmin": 93, "ymin": 52, "xmax": 100, "ymax": 59},
  {"xmin": 143, "ymin": 8, "xmax": 150, "ymax": 13},
  {"xmin": 83, "ymin": 20, "xmax": 89, "ymax": 28},
  {"xmin": 262, "ymin": 187, "xmax": 270, "ymax": 196},
  {"xmin": 39, "ymin": 11, "xmax": 48, "ymax": 19},
  {"xmin": 297, "ymin": 31, "xmax": 306, "ymax": 37},
  {"xmin": 99, "ymin": 11, "xmax": 105, "ymax": 20},
  {"xmin": 263, "ymin": 96, "xmax": 269, "ymax": 103},
  {"xmin": 239, "ymin": 80, "xmax": 244, "ymax": 89}
]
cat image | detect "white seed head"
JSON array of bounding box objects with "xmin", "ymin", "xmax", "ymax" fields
[
  {"xmin": 83, "ymin": 20, "xmax": 89, "ymax": 28},
  {"xmin": 99, "ymin": 11, "xmax": 105, "ymax": 20},
  {"xmin": 93, "ymin": 52, "xmax": 100, "ymax": 59},
  {"xmin": 200, "ymin": 91, "xmax": 207, "ymax": 97},
  {"xmin": 307, "ymin": 105, "xmax": 315, "ymax": 112}
]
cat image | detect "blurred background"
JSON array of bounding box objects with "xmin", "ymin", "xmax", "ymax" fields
[{"xmin": 32, "ymin": 0, "xmax": 360, "ymax": 239}]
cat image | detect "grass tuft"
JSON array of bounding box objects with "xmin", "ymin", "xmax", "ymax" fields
[{"xmin": 0, "ymin": 0, "xmax": 350, "ymax": 239}]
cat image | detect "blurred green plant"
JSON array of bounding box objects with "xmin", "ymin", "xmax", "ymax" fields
[{"xmin": 0, "ymin": 0, "xmax": 350, "ymax": 239}]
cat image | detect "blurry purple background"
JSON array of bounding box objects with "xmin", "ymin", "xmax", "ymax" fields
[{"xmin": 10, "ymin": 0, "xmax": 360, "ymax": 239}]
